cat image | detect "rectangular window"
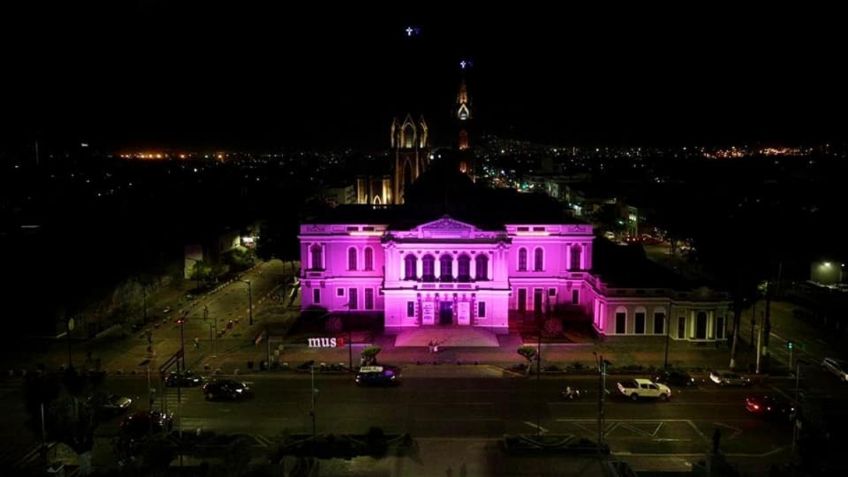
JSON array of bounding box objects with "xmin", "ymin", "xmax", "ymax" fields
[
  {"xmin": 517, "ymin": 226, "xmax": 529, "ymax": 232},
  {"xmin": 548, "ymin": 288, "xmax": 557, "ymax": 296},
  {"xmin": 716, "ymin": 316, "xmax": 725, "ymax": 339},
  {"xmin": 337, "ymin": 288, "xmax": 345, "ymax": 297},
  {"xmin": 635, "ymin": 312, "xmax": 646, "ymax": 334},
  {"xmin": 678, "ymin": 317, "xmax": 685, "ymax": 339},
  {"xmin": 478, "ymin": 301, "xmax": 486, "ymax": 318},
  {"xmin": 653, "ymin": 313, "xmax": 665, "ymax": 335},
  {"xmin": 364, "ymin": 288, "xmax": 374, "ymax": 310},
  {"xmin": 406, "ymin": 301, "xmax": 415, "ymax": 317},
  {"xmin": 517, "ymin": 289, "xmax": 527, "ymax": 312},
  {"xmin": 615, "ymin": 312, "xmax": 626, "ymax": 334},
  {"xmin": 312, "ymin": 289, "xmax": 321, "ymax": 304},
  {"xmin": 348, "ymin": 288, "xmax": 358, "ymax": 310},
  {"xmin": 571, "ymin": 289, "xmax": 579, "ymax": 305}
]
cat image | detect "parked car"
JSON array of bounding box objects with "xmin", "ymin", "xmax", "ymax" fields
[
  {"xmin": 652, "ymin": 369, "xmax": 696, "ymax": 387},
  {"xmin": 710, "ymin": 370, "xmax": 751, "ymax": 387},
  {"xmin": 119, "ymin": 410, "xmax": 173, "ymax": 439},
  {"xmin": 202, "ymin": 379, "xmax": 252, "ymax": 401},
  {"xmin": 87, "ymin": 393, "xmax": 133, "ymax": 418},
  {"xmin": 745, "ymin": 394, "xmax": 795, "ymax": 422},
  {"xmin": 355, "ymin": 365, "xmax": 401, "ymax": 386},
  {"xmin": 165, "ymin": 370, "xmax": 204, "ymax": 387},
  {"xmin": 616, "ymin": 378, "xmax": 672, "ymax": 401},
  {"xmin": 821, "ymin": 357, "xmax": 848, "ymax": 381}
]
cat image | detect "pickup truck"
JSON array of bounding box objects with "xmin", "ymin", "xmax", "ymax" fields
[{"xmin": 617, "ymin": 378, "xmax": 672, "ymax": 401}]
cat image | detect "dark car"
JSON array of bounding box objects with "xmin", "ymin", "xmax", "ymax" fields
[
  {"xmin": 87, "ymin": 393, "xmax": 133, "ymax": 418},
  {"xmin": 201, "ymin": 379, "xmax": 252, "ymax": 401},
  {"xmin": 119, "ymin": 410, "xmax": 173, "ymax": 439},
  {"xmin": 652, "ymin": 369, "xmax": 696, "ymax": 387},
  {"xmin": 745, "ymin": 394, "xmax": 795, "ymax": 422},
  {"xmin": 165, "ymin": 370, "xmax": 204, "ymax": 387},
  {"xmin": 355, "ymin": 365, "xmax": 401, "ymax": 386}
]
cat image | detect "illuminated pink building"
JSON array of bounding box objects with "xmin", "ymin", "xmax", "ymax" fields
[{"xmin": 299, "ymin": 211, "xmax": 731, "ymax": 342}]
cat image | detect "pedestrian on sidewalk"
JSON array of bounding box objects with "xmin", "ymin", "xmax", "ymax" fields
[
  {"xmin": 428, "ymin": 340, "xmax": 434, "ymax": 353},
  {"xmin": 193, "ymin": 337, "xmax": 200, "ymax": 350}
]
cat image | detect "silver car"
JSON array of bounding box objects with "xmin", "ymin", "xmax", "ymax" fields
[
  {"xmin": 709, "ymin": 370, "xmax": 751, "ymax": 387},
  {"xmin": 822, "ymin": 358, "xmax": 848, "ymax": 381}
]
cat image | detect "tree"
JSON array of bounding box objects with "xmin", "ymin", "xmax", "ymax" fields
[
  {"xmin": 361, "ymin": 346, "xmax": 381, "ymax": 366},
  {"xmin": 517, "ymin": 345, "xmax": 537, "ymax": 364},
  {"xmin": 190, "ymin": 260, "xmax": 214, "ymax": 284}
]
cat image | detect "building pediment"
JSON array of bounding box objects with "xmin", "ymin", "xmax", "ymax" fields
[{"xmin": 416, "ymin": 216, "xmax": 478, "ymax": 238}]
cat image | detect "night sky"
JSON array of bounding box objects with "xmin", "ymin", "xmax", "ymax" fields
[{"xmin": 3, "ymin": 2, "xmax": 847, "ymax": 150}]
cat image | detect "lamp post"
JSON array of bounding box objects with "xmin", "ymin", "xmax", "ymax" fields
[
  {"xmin": 593, "ymin": 351, "xmax": 608, "ymax": 454},
  {"xmin": 241, "ymin": 279, "xmax": 254, "ymax": 326},
  {"xmin": 791, "ymin": 359, "xmax": 809, "ymax": 457}
]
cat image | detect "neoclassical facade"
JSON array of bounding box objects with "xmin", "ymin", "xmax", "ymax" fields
[{"xmin": 299, "ymin": 215, "xmax": 731, "ymax": 342}]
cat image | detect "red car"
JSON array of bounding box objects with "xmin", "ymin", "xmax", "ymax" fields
[{"xmin": 745, "ymin": 395, "xmax": 795, "ymax": 422}]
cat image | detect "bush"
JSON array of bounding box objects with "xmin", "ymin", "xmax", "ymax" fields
[
  {"xmin": 517, "ymin": 346, "xmax": 537, "ymax": 362},
  {"xmin": 571, "ymin": 361, "xmax": 585, "ymax": 370}
]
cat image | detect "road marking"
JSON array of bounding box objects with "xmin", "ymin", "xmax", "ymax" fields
[
  {"xmin": 523, "ymin": 421, "xmax": 549, "ymax": 434},
  {"xmin": 712, "ymin": 422, "xmax": 743, "ymax": 440}
]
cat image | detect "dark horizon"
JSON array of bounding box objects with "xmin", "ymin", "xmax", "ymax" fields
[{"xmin": 2, "ymin": 3, "xmax": 847, "ymax": 151}]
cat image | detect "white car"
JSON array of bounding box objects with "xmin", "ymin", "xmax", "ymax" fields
[
  {"xmin": 616, "ymin": 378, "xmax": 672, "ymax": 401},
  {"xmin": 822, "ymin": 358, "xmax": 848, "ymax": 381}
]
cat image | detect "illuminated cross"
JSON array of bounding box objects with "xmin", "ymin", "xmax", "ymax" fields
[
  {"xmin": 406, "ymin": 26, "xmax": 413, "ymax": 37},
  {"xmin": 460, "ymin": 60, "xmax": 467, "ymax": 69}
]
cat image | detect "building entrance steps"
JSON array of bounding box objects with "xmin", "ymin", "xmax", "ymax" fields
[{"xmin": 393, "ymin": 327, "xmax": 501, "ymax": 347}]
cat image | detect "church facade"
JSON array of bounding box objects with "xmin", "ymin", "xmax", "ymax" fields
[{"xmin": 298, "ymin": 216, "xmax": 731, "ymax": 342}]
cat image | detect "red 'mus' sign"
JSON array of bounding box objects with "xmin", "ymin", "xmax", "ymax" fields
[{"xmin": 307, "ymin": 337, "xmax": 345, "ymax": 348}]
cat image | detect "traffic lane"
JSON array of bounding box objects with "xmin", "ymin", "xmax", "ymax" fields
[{"xmin": 97, "ymin": 376, "xmax": 768, "ymax": 427}]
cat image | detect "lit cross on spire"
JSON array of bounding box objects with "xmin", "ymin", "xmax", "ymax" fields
[
  {"xmin": 405, "ymin": 26, "xmax": 413, "ymax": 37},
  {"xmin": 460, "ymin": 60, "xmax": 467, "ymax": 69}
]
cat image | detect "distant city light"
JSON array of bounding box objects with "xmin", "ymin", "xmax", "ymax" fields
[{"xmin": 80, "ymin": 142, "xmax": 89, "ymax": 148}]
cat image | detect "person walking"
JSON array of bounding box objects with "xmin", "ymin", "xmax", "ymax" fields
[{"xmin": 193, "ymin": 337, "xmax": 200, "ymax": 350}]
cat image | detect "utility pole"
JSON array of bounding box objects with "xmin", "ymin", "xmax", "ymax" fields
[
  {"xmin": 729, "ymin": 304, "xmax": 740, "ymax": 370},
  {"xmin": 750, "ymin": 300, "xmax": 757, "ymax": 348},
  {"xmin": 663, "ymin": 314, "xmax": 670, "ymax": 369},
  {"xmin": 66, "ymin": 317, "xmax": 75, "ymax": 369},
  {"xmin": 755, "ymin": 322, "xmax": 763, "ymax": 374},
  {"xmin": 596, "ymin": 353, "xmax": 607, "ymax": 454},
  {"xmin": 310, "ymin": 364, "xmax": 317, "ymax": 450},
  {"xmin": 243, "ymin": 280, "xmax": 254, "ymax": 326},
  {"xmin": 536, "ymin": 316, "xmax": 543, "ymax": 436}
]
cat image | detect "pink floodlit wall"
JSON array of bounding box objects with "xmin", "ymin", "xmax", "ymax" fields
[{"xmin": 299, "ymin": 218, "xmax": 731, "ymax": 340}]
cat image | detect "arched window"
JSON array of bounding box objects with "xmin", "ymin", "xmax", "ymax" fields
[
  {"xmin": 475, "ymin": 254, "xmax": 489, "ymax": 281},
  {"xmin": 310, "ymin": 244, "xmax": 323, "ymax": 270},
  {"xmin": 439, "ymin": 254, "xmax": 453, "ymax": 281},
  {"xmin": 347, "ymin": 247, "xmax": 357, "ymax": 271},
  {"xmin": 534, "ymin": 247, "xmax": 544, "ymax": 272},
  {"xmin": 457, "ymin": 254, "xmax": 471, "ymax": 282},
  {"xmin": 518, "ymin": 248, "xmax": 528, "ymax": 271},
  {"xmin": 364, "ymin": 247, "xmax": 374, "ymax": 271},
  {"xmin": 422, "ymin": 255, "xmax": 435, "ymax": 282},
  {"xmin": 404, "ymin": 254, "xmax": 417, "ymax": 280},
  {"xmin": 570, "ymin": 244, "xmax": 582, "ymax": 270}
]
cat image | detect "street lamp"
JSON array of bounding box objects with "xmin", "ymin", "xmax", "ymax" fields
[{"xmin": 241, "ymin": 279, "xmax": 254, "ymax": 326}]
